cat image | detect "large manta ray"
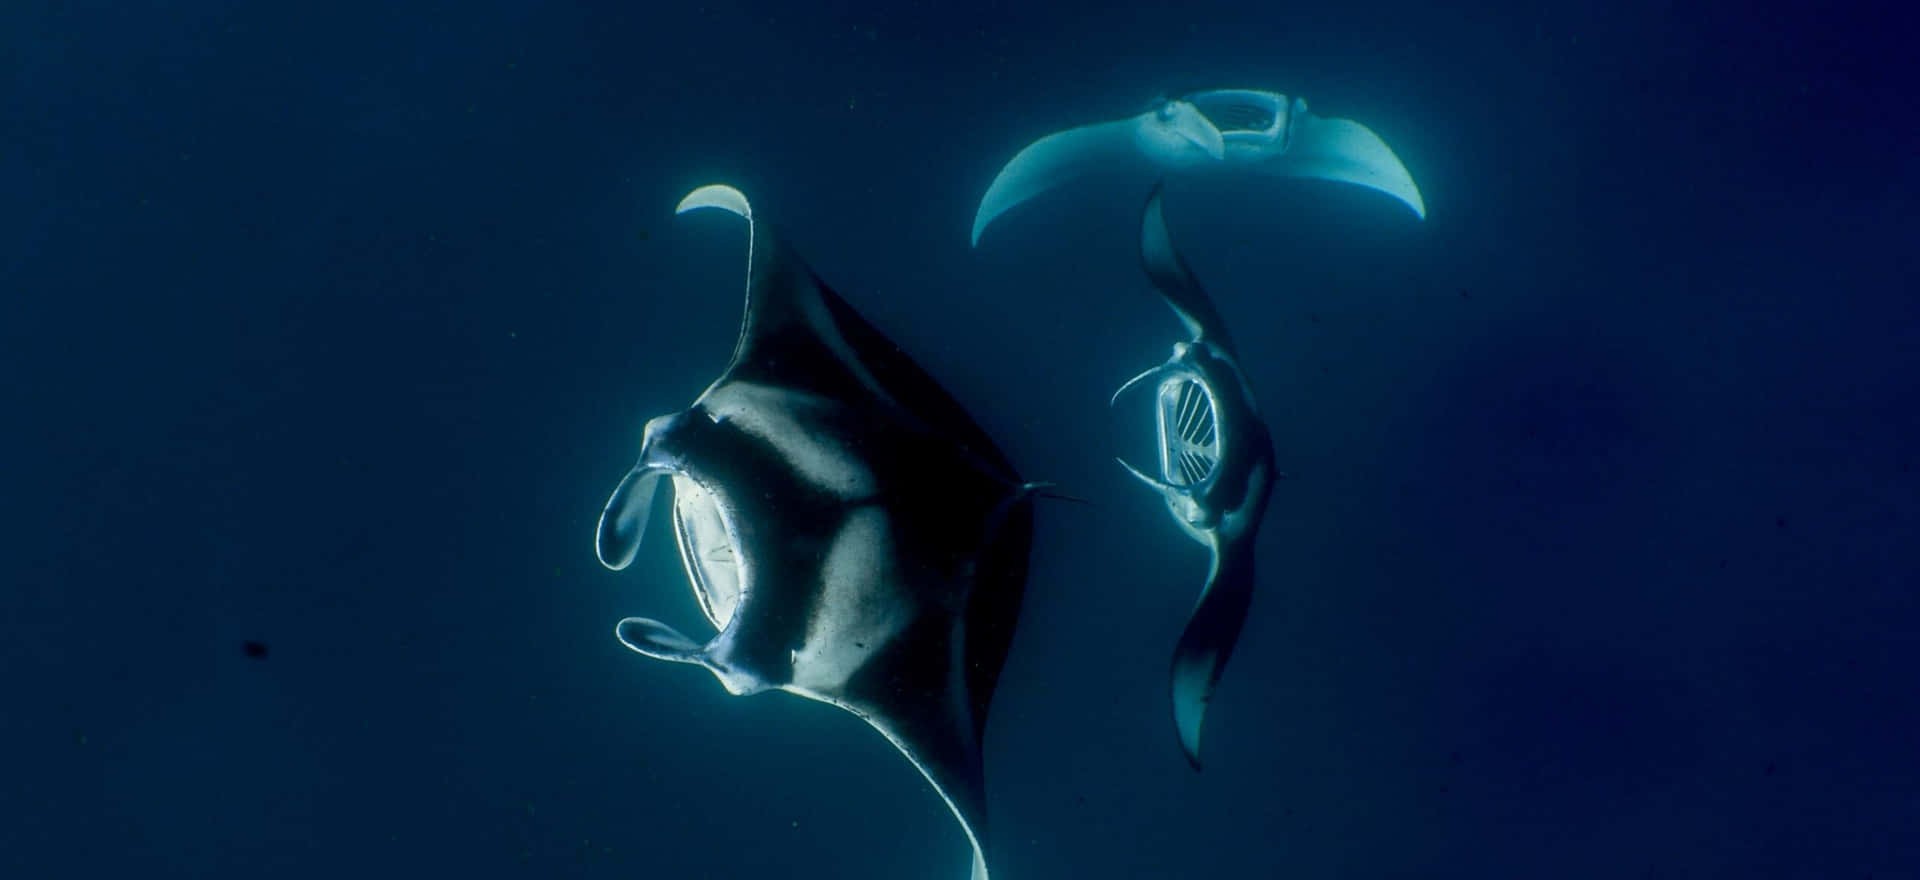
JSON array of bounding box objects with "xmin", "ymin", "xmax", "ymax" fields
[
  {"xmin": 972, "ymin": 88, "xmax": 1425, "ymax": 246},
  {"xmin": 595, "ymin": 184, "xmax": 1044, "ymax": 880},
  {"xmin": 1111, "ymin": 182, "xmax": 1278, "ymax": 769}
]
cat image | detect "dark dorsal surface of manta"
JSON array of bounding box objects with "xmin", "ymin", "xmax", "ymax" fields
[
  {"xmin": 595, "ymin": 184, "xmax": 1042, "ymax": 880},
  {"xmin": 1111, "ymin": 182, "xmax": 1278, "ymax": 769}
]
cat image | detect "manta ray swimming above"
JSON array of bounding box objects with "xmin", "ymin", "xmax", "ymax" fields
[
  {"xmin": 594, "ymin": 184, "xmax": 1050, "ymax": 880},
  {"xmin": 971, "ymin": 88, "xmax": 1426, "ymax": 246}
]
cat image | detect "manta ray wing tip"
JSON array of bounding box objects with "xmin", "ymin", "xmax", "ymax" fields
[
  {"xmin": 675, "ymin": 183, "xmax": 752, "ymax": 219},
  {"xmin": 1171, "ymin": 672, "xmax": 1211, "ymax": 771}
]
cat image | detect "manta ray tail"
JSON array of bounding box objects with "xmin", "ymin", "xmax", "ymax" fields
[
  {"xmin": 1017, "ymin": 480, "xmax": 1091, "ymax": 505},
  {"xmin": 1169, "ymin": 539, "xmax": 1257, "ymax": 769}
]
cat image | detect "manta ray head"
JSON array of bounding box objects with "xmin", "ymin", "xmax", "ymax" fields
[
  {"xmin": 1140, "ymin": 99, "xmax": 1226, "ymax": 164},
  {"xmin": 1182, "ymin": 89, "xmax": 1292, "ymax": 145},
  {"xmin": 595, "ymin": 409, "xmax": 785, "ymax": 697},
  {"xmin": 1113, "ymin": 350, "xmax": 1228, "ymax": 531}
]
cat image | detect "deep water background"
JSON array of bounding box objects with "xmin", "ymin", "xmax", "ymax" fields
[{"xmin": 6, "ymin": 0, "xmax": 1916, "ymax": 877}]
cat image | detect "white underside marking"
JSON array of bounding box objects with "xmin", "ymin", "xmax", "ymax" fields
[
  {"xmin": 701, "ymin": 381, "xmax": 877, "ymax": 499},
  {"xmin": 788, "ymin": 507, "xmax": 907, "ymax": 694}
]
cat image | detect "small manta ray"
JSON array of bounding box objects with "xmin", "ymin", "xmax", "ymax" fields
[
  {"xmin": 1111, "ymin": 182, "xmax": 1278, "ymax": 769},
  {"xmin": 595, "ymin": 184, "xmax": 1046, "ymax": 880},
  {"xmin": 972, "ymin": 88, "xmax": 1425, "ymax": 246}
]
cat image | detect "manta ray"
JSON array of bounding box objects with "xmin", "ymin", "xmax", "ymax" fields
[
  {"xmin": 1111, "ymin": 182, "xmax": 1279, "ymax": 769},
  {"xmin": 969, "ymin": 89, "xmax": 1423, "ymax": 765},
  {"xmin": 595, "ymin": 184, "xmax": 1046, "ymax": 880},
  {"xmin": 972, "ymin": 88, "xmax": 1425, "ymax": 246}
]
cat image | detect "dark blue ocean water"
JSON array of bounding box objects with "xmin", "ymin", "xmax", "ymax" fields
[{"xmin": 6, "ymin": 0, "xmax": 1915, "ymax": 877}]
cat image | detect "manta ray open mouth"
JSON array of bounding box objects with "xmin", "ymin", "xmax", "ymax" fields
[
  {"xmin": 1158, "ymin": 377, "xmax": 1220, "ymax": 487},
  {"xmin": 594, "ymin": 462, "xmax": 744, "ymax": 646},
  {"xmin": 1187, "ymin": 89, "xmax": 1284, "ymax": 140},
  {"xmin": 667, "ymin": 474, "xmax": 741, "ymax": 633}
]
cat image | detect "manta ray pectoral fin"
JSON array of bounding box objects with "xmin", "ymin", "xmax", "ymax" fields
[
  {"xmin": 675, "ymin": 183, "xmax": 752, "ymax": 219},
  {"xmin": 971, "ymin": 101, "xmax": 1229, "ymax": 248},
  {"xmin": 596, "ymin": 467, "xmax": 666, "ymax": 571},
  {"xmin": 1138, "ymin": 183, "xmax": 1235, "ymax": 350},
  {"xmin": 1266, "ymin": 103, "xmax": 1426, "ymax": 220},
  {"xmin": 1170, "ymin": 540, "xmax": 1257, "ymax": 769},
  {"xmin": 971, "ymin": 118, "xmax": 1149, "ymax": 247}
]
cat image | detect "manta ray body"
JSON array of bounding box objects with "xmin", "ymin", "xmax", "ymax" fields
[
  {"xmin": 1112, "ymin": 183, "xmax": 1279, "ymax": 768},
  {"xmin": 972, "ymin": 88, "xmax": 1426, "ymax": 246},
  {"xmin": 596, "ymin": 184, "xmax": 1041, "ymax": 880}
]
